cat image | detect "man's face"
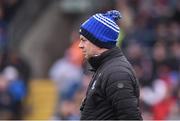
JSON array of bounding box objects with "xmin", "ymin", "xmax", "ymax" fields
[{"xmin": 79, "ymin": 35, "xmax": 100, "ymax": 59}]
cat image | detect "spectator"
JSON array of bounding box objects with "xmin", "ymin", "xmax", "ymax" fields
[{"xmin": 49, "ymin": 39, "xmax": 84, "ymax": 119}]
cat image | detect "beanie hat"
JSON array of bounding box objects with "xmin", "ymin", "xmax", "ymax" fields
[{"xmin": 79, "ymin": 10, "xmax": 122, "ymax": 49}]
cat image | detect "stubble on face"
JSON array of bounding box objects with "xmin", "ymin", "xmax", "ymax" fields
[{"xmin": 79, "ymin": 35, "xmax": 100, "ymax": 59}]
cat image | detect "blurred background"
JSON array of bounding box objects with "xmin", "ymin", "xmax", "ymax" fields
[{"xmin": 0, "ymin": 0, "xmax": 179, "ymax": 120}]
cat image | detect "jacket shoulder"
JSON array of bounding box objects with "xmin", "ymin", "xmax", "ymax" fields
[
  {"xmin": 102, "ymin": 56, "xmax": 135, "ymax": 79},
  {"xmin": 99, "ymin": 56, "xmax": 136, "ymax": 88}
]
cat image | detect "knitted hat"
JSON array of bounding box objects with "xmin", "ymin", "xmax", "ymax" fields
[{"xmin": 79, "ymin": 10, "xmax": 122, "ymax": 49}]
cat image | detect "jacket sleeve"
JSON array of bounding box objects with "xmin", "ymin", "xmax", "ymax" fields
[{"xmin": 105, "ymin": 71, "xmax": 142, "ymax": 120}]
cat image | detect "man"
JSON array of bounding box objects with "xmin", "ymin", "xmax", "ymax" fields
[{"xmin": 78, "ymin": 10, "xmax": 142, "ymax": 120}]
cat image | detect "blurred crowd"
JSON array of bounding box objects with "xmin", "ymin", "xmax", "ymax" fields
[
  {"xmin": 0, "ymin": 0, "xmax": 30, "ymax": 120},
  {"xmin": 0, "ymin": 0, "xmax": 23, "ymax": 50},
  {"xmin": 115, "ymin": 0, "xmax": 180, "ymax": 120},
  {"xmin": 49, "ymin": 32, "xmax": 90, "ymax": 120},
  {"xmin": 0, "ymin": 0, "xmax": 180, "ymax": 120}
]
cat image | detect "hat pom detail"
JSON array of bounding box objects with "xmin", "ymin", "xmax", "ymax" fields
[{"xmin": 105, "ymin": 10, "xmax": 122, "ymax": 21}]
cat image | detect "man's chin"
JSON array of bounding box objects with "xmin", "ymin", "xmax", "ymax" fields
[
  {"xmin": 84, "ymin": 56, "xmax": 89, "ymax": 59},
  {"xmin": 84, "ymin": 55, "xmax": 92, "ymax": 59}
]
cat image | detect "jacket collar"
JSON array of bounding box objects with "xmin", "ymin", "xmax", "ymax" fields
[{"xmin": 88, "ymin": 47, "xmax": 123, "ymax": 71}]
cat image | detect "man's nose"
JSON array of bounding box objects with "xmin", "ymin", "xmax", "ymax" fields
[{"xmin": 79, "ymin": 41, "xmax": 83, "ymax": 48}]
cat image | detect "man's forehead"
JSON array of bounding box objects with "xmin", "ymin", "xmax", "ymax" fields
[{"xmin": 80, "ymin": 35, "xmax": 88, "ymax": 40}]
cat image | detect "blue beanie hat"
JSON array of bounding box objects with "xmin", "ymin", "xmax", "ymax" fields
[{"xmin": 79, "ymin": 10, "xmax": 122, "ymax": 49}]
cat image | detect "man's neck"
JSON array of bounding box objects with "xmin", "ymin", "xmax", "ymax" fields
[{"xmin": 94, "ymin": 48, "xmax": 109, "ymax": 57}]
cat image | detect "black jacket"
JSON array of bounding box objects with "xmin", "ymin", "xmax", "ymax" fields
[{"xmin": 80, "ymin": 47, "xmax": 142, "ymax": 120}]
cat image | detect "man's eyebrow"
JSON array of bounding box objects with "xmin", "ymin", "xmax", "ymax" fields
[{"xmin": 81, "ymin": 38, "xmax": 87, "ymax": 41}]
